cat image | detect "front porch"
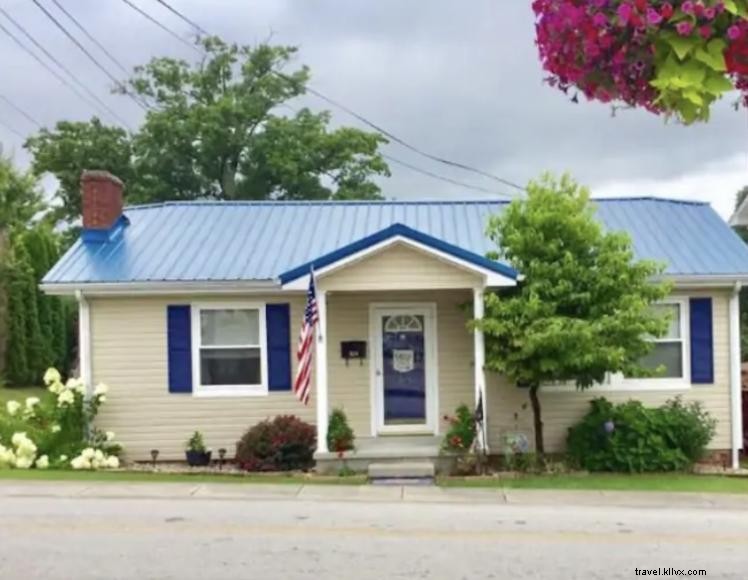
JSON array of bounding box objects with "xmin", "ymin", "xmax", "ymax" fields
[{"xmin": 280, "ymin": 231, "xmax": 518, "ymax": 473}]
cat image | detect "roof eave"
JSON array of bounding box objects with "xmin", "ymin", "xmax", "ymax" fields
[{"xmin": 40, "ymin": 280, "xmax": 282, "ymax": 296}]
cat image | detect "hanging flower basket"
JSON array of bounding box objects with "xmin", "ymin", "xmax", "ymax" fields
[{"xmin": 533, "ymin": 0, "xmax": 748, "ymax": 123}]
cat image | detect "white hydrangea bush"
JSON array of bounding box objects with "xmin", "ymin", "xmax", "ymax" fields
[{"xmin": 0, "ymin": 368, "xmax": 122, "ymax": 470}]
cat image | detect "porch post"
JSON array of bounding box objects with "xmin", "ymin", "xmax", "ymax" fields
[
  {"xmin": 473, "ymin": 286, "xmax": 488, "ymax": 453},
  {"xmin": 315, "ymin": 288, "xmax": 329, "ymax": 454}
]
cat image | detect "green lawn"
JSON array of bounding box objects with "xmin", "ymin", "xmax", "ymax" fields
[
  {"xmin": 440, "ymin": 473, "xmax": 748, "ymax": 494},
  {"xmin": 0, "ymin": 468, "xmax": 367, "ymax": 485},
  {"xmin": 0, "ymin": 385, "xmax": 47, "ymax": 404},
  {"xmin": 0, "ymin": 468, "xmax": 746, "ymax": 493}
]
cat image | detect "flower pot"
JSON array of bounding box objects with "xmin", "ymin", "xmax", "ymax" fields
[{"xmin": 185, "ymin": 450, "xmax": 212, "ymax": 467}]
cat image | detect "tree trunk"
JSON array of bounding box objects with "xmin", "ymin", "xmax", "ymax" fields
[{"xmin": 528, "ymin": 383, "xmax": 545, "ymax": 455}]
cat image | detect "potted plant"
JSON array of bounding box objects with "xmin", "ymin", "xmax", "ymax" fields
[
  {"xmin": 327, "ymin": 408, "xmax": 355, "ymax": 475},
  {"xmin": 185, "ymin": 431, "xmax": 212, "ymax": 466},
  {"xmin": 441, "ymin": 404, "xmax": 479, "ymax": 475}
]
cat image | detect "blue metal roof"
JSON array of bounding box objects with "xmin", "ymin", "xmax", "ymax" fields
[{"xmin": 43, "ymin": 198, "xmax": 748, "ymax": 285}]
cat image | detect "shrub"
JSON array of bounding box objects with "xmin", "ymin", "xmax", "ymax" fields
[
  {"xmin": 0, "ymin": 367, "xmax": 121, "ymax": 470},
  {"xmin": 327, "ymin": 408, "xmax": 354, "ymax": 454},
  {"xmin": 567, "ymin": 397, "xmax": 716, "ymax": 472},
  {"xmin": 186, "ymin": 431, "xmax": 207, "ymax": 453},
  {"xmin": 235, "ymin": 415, "xmax": 316, "ymax": 472},
  {"xmin": 442, "ymin": 404, "xmax": 477, "ymax": 452}
]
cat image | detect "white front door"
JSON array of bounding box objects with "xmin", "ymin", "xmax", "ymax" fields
[{"xmin": 370, "ymin": 304, "xmax": 438, "ymax": 435}]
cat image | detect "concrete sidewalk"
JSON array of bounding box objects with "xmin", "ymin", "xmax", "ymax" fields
[{"xmin": 2, "ymin": 480, "xmax": 748, "ymax": 510}]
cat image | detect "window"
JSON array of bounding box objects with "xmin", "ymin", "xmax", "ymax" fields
[
  {"xmin": 193, "ymin": 304, "xmax": 266, "ymax": 396},
  {"xmin": 636, "ymin": 302, "xmax": 686, "ymax": 379}
]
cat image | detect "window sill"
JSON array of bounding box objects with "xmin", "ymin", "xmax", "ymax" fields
[
  {"xmin": 193, "ymin": 386, "xmax": 268, "ymax": 398},
  {"xmin": 543, "ymin": 380, "xmax": 693, "ymax": 393}
]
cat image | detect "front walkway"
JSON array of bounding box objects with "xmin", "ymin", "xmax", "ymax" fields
[{"xmin": 3, "ymin": 480, "xmax": 748, "ymax": 510}]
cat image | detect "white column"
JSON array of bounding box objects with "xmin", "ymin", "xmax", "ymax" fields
[
  {"xmin": 315, "ymin": 289, "xmax": 329, "ymax": 454},
  {"xmin": 729, "ymin": 283, "xmax": 743, "ymax": 470},
  {"xmin": 76, "ymin": 290, "xmax": 92, "ymax": 396},
  {"xmin": 473, "ymin": 286, "xmax": 488, "ymax": 453}
]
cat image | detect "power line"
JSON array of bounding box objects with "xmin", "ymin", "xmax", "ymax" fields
[
  {"xmin": 120, "ymin": 0, "xmax": 201, "ymax": 53},
  {"xmin": 31, "ymin": 0, "xmax": 149, "ymax": 112},
  {"xmin": 152, "ymin": 0, "xmax": 209, "ymax": 36},
  {"xmin": 49, "ymin": 0, "xmax": 129, "ymax": 76},
  {"xmin": 146, "ymin": 2, "xmax": 525, "ymax": 192},
  {"xmin": 382, "ymin": 154, "xmax": 513, "ymax": 198},
  {"xmin": 0, "ymin": 116, "xmax": 25, "ymax": 140},
  {"xmin": 0, "ymin": 93, "xmax": 41, "ymax": 128},
  {"xmin": 0, "ymin": 7, "xmax": 130, "ymax": 128}
]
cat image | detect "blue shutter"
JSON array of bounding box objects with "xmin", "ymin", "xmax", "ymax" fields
[
  {"xmin": 689, "ymin": 298, "xmax": 713, "ymax": 384},
  {"xmin": 266, "ymin": 303, "xmax": 292, "ymax": 391},
  {"xmin": 167, "ymin": 305, "xmax": 193, "ymax": 393}
]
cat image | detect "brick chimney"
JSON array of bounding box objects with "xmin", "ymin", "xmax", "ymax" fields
[{"xmin": 81, "ymin": 170, "xmax": 124, "ymax": 232}]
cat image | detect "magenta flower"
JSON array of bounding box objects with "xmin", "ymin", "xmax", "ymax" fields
[
  {"xmin": 676, "ymin": 21, "xmax": 694, "ymax": 36},
  {"xmin": 592, "ymin": 12, "xmax": 608, "ymax": 27},
  {"xmin": 681, "ymin": 0, "xmax": 695, "ymax": 14},
  {"xmin": 617, "ymin": 3, "xmax": 633, "ymax": 24},
  {"xmin": 728, "ymin": 25, "xmax": 742, "ymax": 40},
  {"xmin": 646, "ymin": 8, "xmax": 663, "ymax": 25},
  {"xmin": 704, "ymin": 7, "xmax": 716, "ymax": 19},
  {"xmin": 699, "ymin": 25, "xmax": 712, "ymax": 39}
]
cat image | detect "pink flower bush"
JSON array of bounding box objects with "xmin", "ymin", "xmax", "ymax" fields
[{"xmin": 533, "ymin": 0, "xmax": 748, "ymax": 123}]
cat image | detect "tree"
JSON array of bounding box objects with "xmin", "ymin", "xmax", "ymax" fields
[
  {"xmin": 25, "ymin": 119, "xmax": 133, "ymax": 222},
  {"xmin": 475, "ymin": 174, "xmax": 670, "ymax": 454},
  {"xmin": 0, "ymin": 155, "xmax": 42, "ymax": 230},
  {"xmin": 26, "ymin": 37, "xmax": 390, "ymax": 223}
]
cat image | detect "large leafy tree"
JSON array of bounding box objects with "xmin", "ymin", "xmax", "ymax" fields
[
  {"xmin": 475, "ymin": 174, "xmax": 670, "ymax": 454},
  {"xmin": 26, "ymin": 37, "xmax": 389, "ymax": 222},
  {"xmin": 0, "ymin": 155, "xmax": 42, "ymax": 231}
]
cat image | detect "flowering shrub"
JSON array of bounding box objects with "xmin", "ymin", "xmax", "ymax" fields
[
  {"xmin": 235, "ymin": 415, "xmax": 316, "ymax": 471},
  {"xmin": 533, "ymin": 0, "xmax": 748, "ymax": 123},
  {"xmin": 441, "ymin": 404, "xmax": 477, "ymax": 452},
  {"xmin": 0, "ymin": 368, "xmax": 121, "ymax": 470}
]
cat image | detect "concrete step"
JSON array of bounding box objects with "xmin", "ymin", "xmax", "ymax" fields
[{"xmin": 368, "ymin": 461, "xmax": 435, "ymax": 480}]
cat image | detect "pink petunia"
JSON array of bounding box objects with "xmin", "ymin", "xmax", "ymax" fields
[
  {"xmin": 676, "ymin": 21, "xmax": 694, "ymax": 36},
  {"xmin": 681, "ymin": 0, "xmax": 695, "ymax": 14},
  {"xmin": 699, "ymin": 25, "xmax": 713, "ymax": 39},
  {"xmin": 728, "ymin": 25, "xmax": 743, "ymax": 41},
  {"xmin": 617, "ymin": 3, "xmax": 633, "ymax": 24},
  {"xmin": 646, "ymin": 8, "xmax": 663, "ymax": 25},
  {"xmin": 592, "ymin": 12, "xmax": 608, "ymax": 27}
]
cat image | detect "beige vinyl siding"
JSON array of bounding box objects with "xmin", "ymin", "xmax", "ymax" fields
[
  {"xmin": 485, "ymin": 290, "xmax": 733, "ymax": 453},
  {"xmin": 326, "ymin": 290, "xmax": 475, "ymax": 437},
  {"xmin": 319, "ymin": 242, "xmax": 481, "ymax": 291},
  {"xmin": 90, "ymin": 295, "xmax": 314, "ymax": 461}
]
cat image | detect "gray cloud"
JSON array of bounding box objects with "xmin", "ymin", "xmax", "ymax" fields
[{"xmin": 0, "ymin": 0, "xmax": 745, "ymax": 213}]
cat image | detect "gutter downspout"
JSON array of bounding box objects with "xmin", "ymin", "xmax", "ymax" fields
[
  {"xmin": 75, "ymin": 290, "xmax": 92, "ymax": 397},
  {"xmin": 729, "ymin": 282, "xmax": 743, "ymax": 470}
]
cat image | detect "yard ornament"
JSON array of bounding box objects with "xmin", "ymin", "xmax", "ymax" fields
[{"xmin": 533, "ymin": 0, "xmax": 748, "ymax": 123}]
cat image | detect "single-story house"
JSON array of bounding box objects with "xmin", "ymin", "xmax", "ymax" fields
[{"xmin": 42, "ymin": 171, "xmax": 748, "ymax": 470}]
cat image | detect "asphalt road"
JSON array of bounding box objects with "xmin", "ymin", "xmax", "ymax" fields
[{"xmin": 1, "ymin": 485, "xmax": 747, "ymax": 579}]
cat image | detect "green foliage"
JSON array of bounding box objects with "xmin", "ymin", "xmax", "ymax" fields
[
  {"xmin": 326, "ymin": 408, "xmax": 355, "ymax": 454},
  {"xmin": 0, "ymin": 156, "xmax": 42, "ymax": 230},
  {"xmin": 567, "ymin": 397, "xmax": 717, "ymax": 472},
  {"xmin": 1, "ymin": 227, "xmax": 72, "ymax": 384},
  {"xmin": 27, "ymin": 37, "xmax": 390, "ymax": 223},
  {"xmin": 235, "ymin": 415, "xmax": 316, "ymax": 472},
  {"xmin": 442, "ymin": 404, "xmax": 477, "ymax": 452},
  {"xmin": 185, "ymin": 431, "xmax": 207, "ymax": 453},
  {"xmin": 475, "ymin": 174, "xmax": 671, "ymax": 453}
]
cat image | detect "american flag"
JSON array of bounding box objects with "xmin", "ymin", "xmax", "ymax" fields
[{"xmin": 293, "ymin": 271, "xmax": 319, "ymax": 405}]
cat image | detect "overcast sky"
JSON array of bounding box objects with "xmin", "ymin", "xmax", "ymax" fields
[{"xmin": 0, "ymin": 0, "xmax": 746, "ymax": 218}]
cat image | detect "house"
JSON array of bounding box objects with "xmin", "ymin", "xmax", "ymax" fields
[{"xmin": 42, "ymin": 171, "xmax": 748, "ymax": 471}]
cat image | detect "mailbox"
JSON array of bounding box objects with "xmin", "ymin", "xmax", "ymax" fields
[{"xmin": 340, "ymin": 341, "xmax": 367, "ymax": 365}]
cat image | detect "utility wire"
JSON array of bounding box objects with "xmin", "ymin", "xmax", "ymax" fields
[
  {"xmin": 152, "ymin": 0, "xmax": 209, "ymax": 36},
  {"xmin": 48, "ymin": 0, "xmax": 129, "ymax": 76},
  {"xmin": 0, "ymin": 7, "xmax": 130, "ymax": 128},
  {"xmin": 382, "ymin": 154, "xmax": 513, "ymax": 198},
  {"xmin": 120, "ymin": 0, "xmax": 201, "ymax": 53},
  {"xmin": 0, "ymin": 116, "xmax": 25, "ymax": 140},
  {"xmin": 31, "ymin": 0, "xmax": 149, "ymax": 112},
  {"xmin": 0, "ymin": 93, "xmax": 41, "ymax": 128},
  {"xmin": 147, "ymin": 2, "xmax": 525, "ymax": 193}
]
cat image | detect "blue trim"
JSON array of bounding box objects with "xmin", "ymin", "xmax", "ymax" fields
[
  {"xmin": 81, "ymin": 215, "xmax": 130, "ymax": 244},
  {"xmin": 167, "ymin": 305, "xmax": 193, "ymax": 393},
  {"xmin": 279, "ymin": 223, "xmax": 517, "ymax": 284},
  {"xmin": 689, "ymin": 297, "xmax": 714, "ymax": 384},
  {"xmin": 266, "ymin": 303, "xmax": 292, "ymax": 391}
]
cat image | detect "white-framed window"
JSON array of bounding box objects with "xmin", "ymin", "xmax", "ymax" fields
[
  {"xmin": 191, "ymin": 302, "xmax": 267, "ymax": 397},
  {"xmin": 545, "ymin": 298, "xmax": 691, "ymax": 393}
]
